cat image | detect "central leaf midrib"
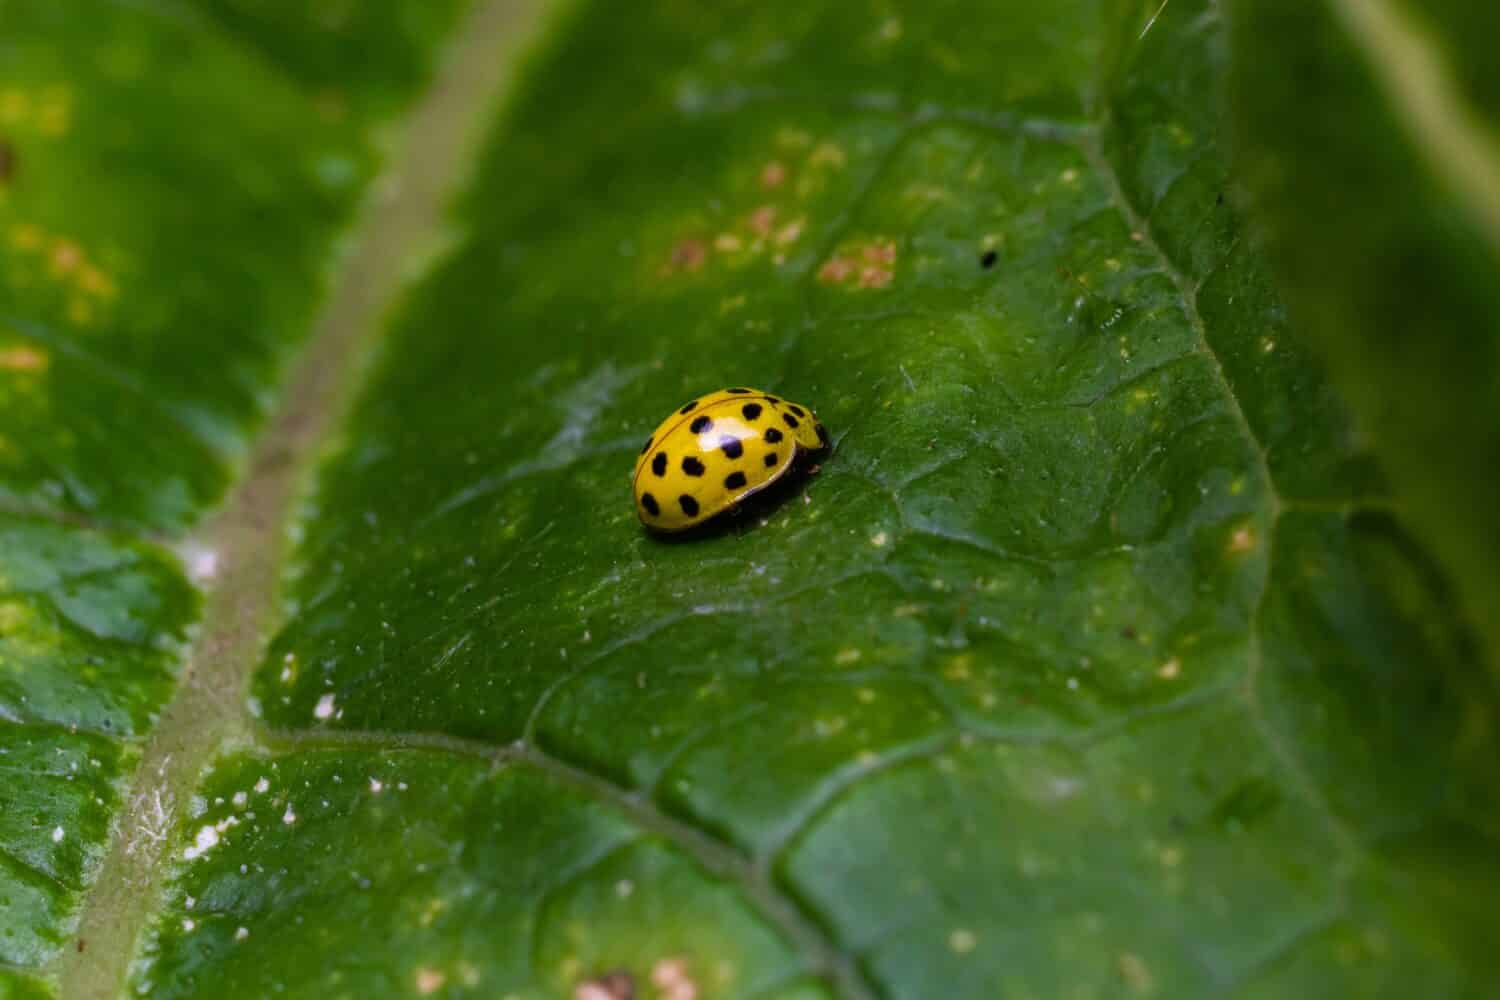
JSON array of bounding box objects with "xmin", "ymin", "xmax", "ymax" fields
[{"xmin": 50, "ymin": 2, "xmax": 549, "ymax": 995}]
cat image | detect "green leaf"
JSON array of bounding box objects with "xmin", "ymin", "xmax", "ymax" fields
[
  {"xmin": 0, "ymin": 0, "xmax": 463, "ymax": 993},
  {"xmin": 4, "ymin": 0, "xmax": 1498, "ymax": 998},
  {"xmin": 1227, "ymin": 0, "xmax": 1500, "ymax": 670}
]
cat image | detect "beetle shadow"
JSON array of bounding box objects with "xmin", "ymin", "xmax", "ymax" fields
[{"xmin": 644, "ymin": 458, "xmax": 823, "ymax": 544}]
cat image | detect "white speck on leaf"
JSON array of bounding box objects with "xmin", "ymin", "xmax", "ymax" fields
[
  {"xmin": 179, "ymin": 543, "xmax": 219, "ymax": 583},
  {"xmin": 183, "ymin": 825, "xmax": 220, "ymax": 861},
  {"xmin": 949, "ymin": 928, "xmax": 977, "ymax": 954}
]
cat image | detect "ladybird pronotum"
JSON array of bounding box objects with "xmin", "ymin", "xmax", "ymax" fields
[{"xmin": 632, "ymin": 387, "xmax": 829, "ymax": 532}]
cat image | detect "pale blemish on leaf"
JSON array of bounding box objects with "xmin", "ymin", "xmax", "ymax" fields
[
  {"xmin": 1117, "ymin": 951, "xmax": 1154, "ymax": 993},
  {"xmin": 0, "ymin": 345, "xmax": 47, "ymax": 373},
  {"xmin": 947, "ymin": 928, "xmax": 977, "ymax": 955},
  {"xmin": 809, "ymin": 142, "xmax": 847, "ymax": 169},
  {"xmin": 0, "ymin": 85, "xmax": 70, "ymax": 136},
  {"xmin": 573, "ymin": 969, "xmax": 634, "ymax": 1000},
  {"xmin": 650, "ymin": 957, "xmax": 698, "ymax": 1000},
  {"xmin": 414, "ymin": 966, "xmax": 446, "ymax": 995}
]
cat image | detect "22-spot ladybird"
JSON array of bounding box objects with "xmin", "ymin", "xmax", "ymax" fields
[{"xmin": 633, "ymin": 388, "xmax": 828, "ymax": 532}]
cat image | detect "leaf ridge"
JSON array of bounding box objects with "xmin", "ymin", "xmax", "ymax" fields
[
  {"xmin": 1080, "ymin": 123, "xmax": 1375, "ymax": 870},
  {"xmin": 259, "ymin": 724, "xmax": 880, "ymax": 1000}
]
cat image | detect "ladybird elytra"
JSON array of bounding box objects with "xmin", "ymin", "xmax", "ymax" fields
[{"xmin": 633, "ymin": 388, "xmax": 827, "ymax": 532}]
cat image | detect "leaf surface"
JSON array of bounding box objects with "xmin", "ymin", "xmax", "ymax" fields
[{"xmin": 3, "ymin": 1, "xmax": 1498, "ymax": 998}]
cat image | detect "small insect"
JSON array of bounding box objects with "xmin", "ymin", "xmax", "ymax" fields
[{"xmin": 633, "ymin": 387, "xmax": 829, "ymax": 532}]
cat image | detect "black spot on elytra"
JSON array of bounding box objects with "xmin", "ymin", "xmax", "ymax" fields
[
  {"xmin": 816, "ymin": 423, "xmax": 829, "ymax": 445},
  {"xmin": 651, "ymin": 452, "xmax": 667, "ymax": 476},
  {"xmin": 765, "ymin": 395, "xmax": 780, "ymax": 404},
  {"xmin": 681, "ymin": 456, "xmax": 705, "ymax": 476},
  {"xmin": 679, "ymin": 400, "xmax": 698, "ymax": 414},
  {"xmin": 690, "ymin": 415, "xmax": 713, "ymax": 434},
  {"xmin": 764, "ymin": 452, "xmax": 779, "ymax": 467},
  {"xmin": 724, "ymin": 471, "xmax": 747, "ymax": 490},
  {"xmin": 763, "ymin": 427, "xmax": 784, "ymax": 444},
  {"xmin": 980, "ymin": 249, "xmax": 997, "ymax": 269},
  {"xmin": 741, "ymin": 403, "xmax": 763, "ymax": 421},
  {"xmin": 783, "ymin": 413, "xmax": 800, "ymax": 429},
  {"xmin": 727, "ymin": 387, "xmax": 752, "ymax": 394},
  {"xmin": 720, "ymin": 436, "xmax": 744, "ymax": 459},
  {"xmin": 679, "ymin": 494, "xmax": 700, "ymax": 516},
  {"xmin": 788, "ymin": 404, "xmax": 805, "ymax": 417},
  {"xmin": 641, "ymin": 492, "xmax": 660, "ymax": 516}
]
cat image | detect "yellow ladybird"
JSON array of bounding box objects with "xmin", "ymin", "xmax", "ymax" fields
[{"xmin": 633, "ymin": 387, "xmax": 829, "ymax": 532}]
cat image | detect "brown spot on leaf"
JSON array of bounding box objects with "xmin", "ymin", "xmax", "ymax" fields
[
  {"xmin": 49, "ymin": 238, "xmax": 81, "ymax": 275},
  {"xmin": 759, "ymin": 160, "xmax": 786, "ymax": 189},
  {"xmin": 748, "ymin": 205, "xmax": 776, "ymax": 237},
  {"xmin": 818, "ymin": 257, "xmax": 854, "ymax": 284},
  {"xmin": 0, "ymin": 345, "xmax": 48, "ymax": 372},
  {"xmin": 664, "ymin": 238, "xmax": 706, "ymax": 274},
  {"xmin": 821, "ymin": 238, "xmax": 897, "ymax": 290},
  {"xmin": 574, "ymin": 970, "xmax": 635, "ymax": 1000}
]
